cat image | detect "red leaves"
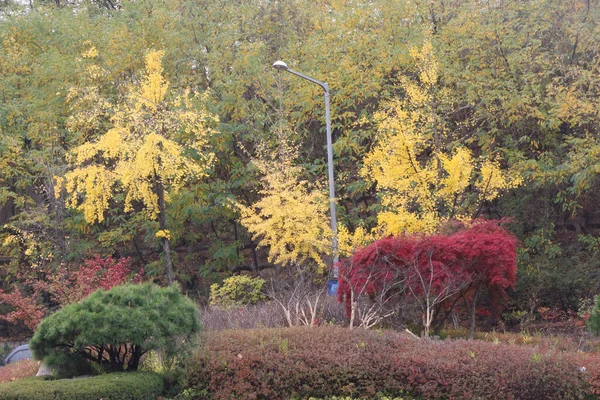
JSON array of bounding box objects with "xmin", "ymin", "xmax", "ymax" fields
[
  {"xmin": 338, "ymin": 219, "xmax": 518, "ymax": 318},
  {"xmin": 0, "ymin": 255, "xmax": 142, "ymax": 332},
  {"xmin": 42, "ymin": 255, "xmax": 136, "ymax": 306},
  {"xmin": 0, "ymin": 287, "xmax": 46, "ymax": 331},
  {"xmin": 0, "ymin": 359, "xmax": 40, "ymax": 383}
]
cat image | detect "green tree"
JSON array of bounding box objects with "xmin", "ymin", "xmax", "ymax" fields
[{"xmin": 29, "ymin": 282, "xmax": 200, "ymax": 372}]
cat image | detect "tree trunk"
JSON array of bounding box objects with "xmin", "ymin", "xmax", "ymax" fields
[
  {"xmin": 156, "ymin": 179, "xmax": 174, "ymax": 285},
  {"xmin": 423, "ymin": 306, "xmax": 433, "ymax": 337},
  {"xmin": 349, "ymin": 289, "xmax": 355, "ymax": 329}
]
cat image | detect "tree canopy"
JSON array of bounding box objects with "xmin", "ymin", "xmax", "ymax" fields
[{"xmin": 0, "ymin": 0, "xmax": 599, "ymax": 329}]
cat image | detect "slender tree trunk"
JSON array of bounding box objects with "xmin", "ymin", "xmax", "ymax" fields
[
  {"xmin": 156, "ymin": 179, "xmax": 174, "ymax": 285},
  {"xmin": 349, "ymin": 289, "xmax": 356, "ymax": 329},
  {"xmin": 424, "ymin": 303, "xmax": 433, "ymax": 337}
]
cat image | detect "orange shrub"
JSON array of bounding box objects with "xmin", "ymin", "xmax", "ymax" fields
[{"xmin": 0, "ymin": 359, "xmax": 40, "ymax": 383}]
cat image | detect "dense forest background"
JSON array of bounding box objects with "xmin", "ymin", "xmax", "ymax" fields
[{"xmin": 0, "ymin": 0, "xmax": 599, "ymax": 334}]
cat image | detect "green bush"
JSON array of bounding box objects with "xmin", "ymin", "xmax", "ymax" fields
[
  {"xmin": 0, "ymin": 371, "xmax": 163, "ymax": 400},
  {"xmin": 30, "ymin": 282, "xmax": 200, "ymax": 375},
  {"xmin": 140, "ymin": 336, "xmax": 200, "ymax": 398},
  {"xmin": 210, "ymin": 275, "xmax": 266, "ymax": 307},
  {"xmin": 588, "ymin": 295, "xmax": 600, "ymax": 335}
]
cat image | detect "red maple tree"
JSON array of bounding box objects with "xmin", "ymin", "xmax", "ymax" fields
[
  {"xmin": 0, "ymin": 255, "xmax": 143, "ymax": 332},
  {"xmin": 338, "ymin": 219, "xmax": 518, "ymax": 336}
]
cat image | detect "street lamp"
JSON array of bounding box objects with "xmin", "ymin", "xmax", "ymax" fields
[{"xmin": 272, "ymin": 61, "xmax": 339, "ymax": 287}]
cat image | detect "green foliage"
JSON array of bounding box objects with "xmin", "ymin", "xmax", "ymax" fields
[
  {"xmin": 0, "ymin": 372, "xmax": 163, "ymax": 400},
  {"xmin": 588, "ymin": 295, "xmax": 600, "ymax": 336},
  {"xmin": 42, "ymin": 352, "xmax": 93, "ymax": 379},
  {"xmin": 210, "ymin": 275, "xmax": 266, "ymax": 307},
  {"xmin": 29, "ymin": 283, "xmax": 200, "ymax": 374},
  {"xmin": 140, "ymin": 334, "xmax": 200, "ymax": 397},
  {"xmin": 0, "ymin": 343, "xmax": 10, "ymax": 361}
]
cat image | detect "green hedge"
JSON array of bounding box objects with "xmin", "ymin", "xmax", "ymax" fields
[{"xmin": 0, "ymin": 371, "xmax": 163, "ymax": 400}]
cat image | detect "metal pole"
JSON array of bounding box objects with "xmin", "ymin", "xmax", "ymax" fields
[
  {"xmin": 272, "ymin": 62, "xmax": 339, "ymax": 276},
  {"xmin": 324, "ymin": 85, "xmax": 339, "ymax": 275}
]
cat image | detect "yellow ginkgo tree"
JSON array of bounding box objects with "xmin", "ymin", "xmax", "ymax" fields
[
  {"xmin": 238, "ymin": 160, "xmax": 332, "ymax": 272},
  {"xmin": 57, "ymin": 49, "xmax": 217, "ymax": 284},
  {"xmin": 363, "ymin": 41, "xmax": 522, "ymax": 236},
  {"xmin": 236, "ymin": 118, "xmax": 332, "ymax": 272}
]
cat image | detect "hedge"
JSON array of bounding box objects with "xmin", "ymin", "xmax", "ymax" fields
[
  {"xmin": 0, "ymin": 371, "xmax": 163, "ymax": 400},
  {"xmin": 184, "ymin": 327, "xmax": 597, "ymax": 400}
]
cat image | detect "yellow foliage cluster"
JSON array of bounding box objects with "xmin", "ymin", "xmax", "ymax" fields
[
  {"xmin": 136, "ymin": 50, "xmax": 169, "ymax": 110},
  {"xmin": 237, "ymin": 162, "xmax": 332, "ymax": 271},
  {"xmin": 337, "ymin": 224, "xmax": 372, "ymax": 258},
  {"xmin": 58, "ymin": 49, "xmax": 217, "ymax": 225},
  {"xmin": 363, "ymin": 41, "xmax": 522, "ymax": 236},
  {"xmin": 155, "ymin": 230, "xmax": 172, "ymax": 240}
]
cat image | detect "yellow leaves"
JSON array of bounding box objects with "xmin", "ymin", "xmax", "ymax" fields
[
  {"xmin": 237, "ymin": 164, "xmax": 332, "ymax": 271},
  {"xmin": 376, "ymin": 210, "xmax": 439, "ymax": 236},
  {"xmin": 59, "ymin": 49, "xmax": 216, "ymax": 226},
  {"xmin": 81, "ymin": 43, "xmax": 98, "ymax": 59},
  {"xmin": 62, "ymin": 165, "xmax": 116, "ymax": 224},
  {"xmin": 553, "ymin": 88, "xmax": 599, "ymax": 125},
  {"xmin": 70, "ymin": 127, "xmax": 130, "ymax": 164},
  {"xmin": 363, "ymin": 41, "xmax": 522, "ymax": 237},
  {"xmin": 136, "ymin": 50, "xmax": 169, "ymax": 109},
  {"xmin": 155, "ymin": 230, "xmax": 171, "ymax": 240},
  {"xmin": 1, "ymin": 30, "xmax": 31, "ymax": 76},
  {"xmin": 438, "ymin": 148, "xmax": 474, "ymax": 198},
  {"xmin": 477, "ymin": 159, "xmax": 522, "ymax": 202},
  {"xmin": 409, "ymin": 40, "xmax": 439, "ymax": 87},
  {"xmin": 118, "ymin": 133, "xmax": 208, "ymax": 218},
  {"xmin": 337, "ymin": 224, "xmax": 373, "ymax": 257}
]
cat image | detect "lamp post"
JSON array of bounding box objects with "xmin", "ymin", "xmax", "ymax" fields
[{"xmin": 272, "ymin": 61, "xmax": 339, "ymax": 286}]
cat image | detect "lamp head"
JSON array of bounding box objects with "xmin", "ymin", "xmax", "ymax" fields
[{"xmin": 272, "ymin": 60, "xmax": 289, "ymax": 71}]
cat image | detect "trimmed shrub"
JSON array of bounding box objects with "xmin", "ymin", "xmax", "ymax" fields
[
  {"xmin": 0, "ymin": 359, "xmax": 40, "ymax": 383},
  {"xmin": 0, "ymin": 371, "xmax": 163, "ymax": 400},
  {"xmin": 30, "ymin": 282, "xmax": 200, "ymax": 374},
  {"xmin": 183, "ymin": 327, "xmax": 593, "ymax": 400},
  {"xmin": 210, "ymin": 275, "xmax": 266, "ymax": 307}
]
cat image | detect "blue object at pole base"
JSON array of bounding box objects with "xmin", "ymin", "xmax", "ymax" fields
[{"xmin": 327, "ymin": 279, "xmax": 338, "ymax": 296}]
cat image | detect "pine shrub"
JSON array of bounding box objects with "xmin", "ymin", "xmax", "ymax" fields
[{"xmin": 29, "ymin": 282, "xmax": 200, "ymax": 374}]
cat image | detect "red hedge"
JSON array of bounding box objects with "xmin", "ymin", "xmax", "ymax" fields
[{"xmin": 183, "ymin": 327, "xmax": 596, "ymax": 399}]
